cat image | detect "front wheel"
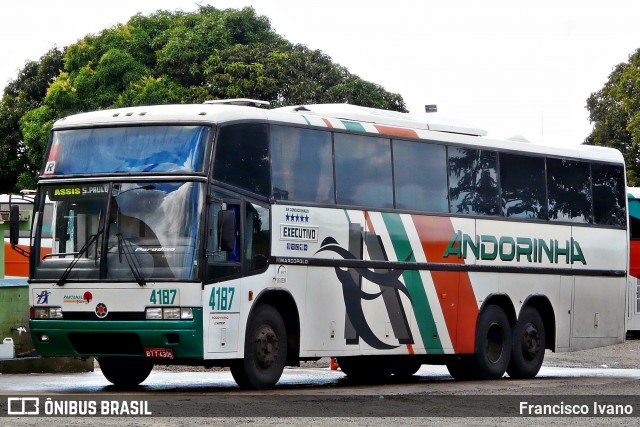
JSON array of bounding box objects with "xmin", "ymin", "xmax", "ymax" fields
[
  {"xmin": 230, "ymin": 304, "xmax": 287, "ymax": 389},
  {"xmin": 507, "ymin": 306, "xmax": 545, "ymax": 379},
  {"xmin": 98, "ymin": 356, "xmax": 153, "ymax": 388}
]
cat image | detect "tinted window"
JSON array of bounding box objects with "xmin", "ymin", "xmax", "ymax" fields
[
  {"xmin": 630, "ymin": 198, "xmax": 640, "ymax": 239},
  {"xmin": 335, "ymin": 133, "xmax": 393, "ymax": 208},
  {"xmin": 213, "ymin": 124, "xmax": 270, "ymax": 196},
  {"xmin": 500, "ymin": 153, "xmax": 547, "ymax": 219},
  {"xmin": 245, "ymin": 202, "xmax": 270, "ymax": 272},
  {"xmin": 47, "ymin": 126, "xmax": 209, "ymax": 175},
  {"xmin": 547, "ymin": 158, "xmax": 593, "ymax": 223},
  {"xmin": 393, "ymin": 140, "xmax": 448, "ymax": 212},
  {"xmin": 591, "ymin": 163, "xmax": 626, "ymax": 226},
  {"xmin": 448, "ymin": 147, "xmax": 500, "ymax": 215},
  {"xmin": 271, "ymin": 126, "xmax": 334, "ymax": 203}
]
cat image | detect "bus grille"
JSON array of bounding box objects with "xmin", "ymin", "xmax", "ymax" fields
[
  {"xmin": 69, "ymin": 332, "xmax": 143, "ymax": 355},
  {"xmin": 63, "ymin": 312, "xmax": 146, "ymax": 321}
]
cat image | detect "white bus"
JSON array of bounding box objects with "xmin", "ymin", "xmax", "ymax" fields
[
  {"xmin": 21, "ymin": 100, "xmax": 628, "ymax": 389},
  {"xmin": 626, "ymin": 188, "xmax": 640, "ymax": 332}
]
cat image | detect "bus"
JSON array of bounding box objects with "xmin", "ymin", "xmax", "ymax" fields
[
  {"xmin": 627, "ymin": 188, "xmax": 640, "ymax": 332},
  {"xmin": 19, "ymin": 100, "xmax": 628, "ymax": 389}
]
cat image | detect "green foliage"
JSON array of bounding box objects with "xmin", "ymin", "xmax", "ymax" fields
[
  {"xmin": 0, "ymin": 6, "xmax": 406, "ymax": 192},
  {"xmin": 0, "ymin": 47, "xmax": 64, "ymax": 192},
  {"xmin": 586, "ymin": 48, "xmax": 640, "ymax": 186}
]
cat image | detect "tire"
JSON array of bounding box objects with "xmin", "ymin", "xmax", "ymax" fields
[
  {"xmin": 474, "ymin": 304, "xmax": 512, "ymax": 379},
  {"xmin": 98, "ymin": 356, "xmax": 153, "ymax": 388},
  {"xmin": 336, "ymin": 356, "xmax": 392, "ymax": 383},
  {"xmin": 390, "ymin": 358, "xmax": 422, "ymax": 379},
  {"xmin": 230, "ymin": 304, "xmax": 287, "ymax": 389},
  {"xmin": 507, "ymin": 306, "xmax": 546, "ymax": 379}
]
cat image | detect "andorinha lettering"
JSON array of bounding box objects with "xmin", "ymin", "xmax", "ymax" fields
[{"xmin": 444, "ymin": 230, "xmax": 587, "ymax": 265}]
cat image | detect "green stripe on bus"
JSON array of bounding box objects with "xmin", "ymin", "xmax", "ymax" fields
[
  {"xmin": 341, "ymin": 120, "xmax": 366, "ymax": 132},
  {"xmin": 300, "ymin": 115, "xmax": 312, "ymax": 125},
  {"xmin": 381, "ymin": 212, "xmax": 444, "ymax": 354}
]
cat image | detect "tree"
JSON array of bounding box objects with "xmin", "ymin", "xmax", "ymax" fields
[
  {"xmin": 0, "ymin": 6, "xmax": 406, "ymax": 192},
  {"xmin": 0, "ymin": 48, "xmax": 64, "ymax": 191},
  {"xmin": 585, "ymin": 48, "xmax": 640, "ymax": 185}
]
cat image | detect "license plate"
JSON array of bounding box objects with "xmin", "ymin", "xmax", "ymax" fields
[{"xmin": 144, "ymin": 348, "xmax": 174, "ymax": 359}]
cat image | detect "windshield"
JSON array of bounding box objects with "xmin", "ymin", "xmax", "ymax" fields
[
  {"xmin": 33, "ymin": 181, "xmax": 204, "ymax": 282},
  {"xmin": 43, "ymin": 126, "xmax": 210, "ymax": 176}
]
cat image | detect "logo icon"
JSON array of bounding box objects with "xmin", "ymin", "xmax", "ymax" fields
[
  {"xmin": 95, "ymin": 303, "xmax": 108, "ymax": 318},
  {"xmin": 35, "ymin": 290, "xmax": 51, "ymax": 305},
  {"xmin": 83, "ymin": 291, "xmax": 93, "ymax": 303},
  {"xmin": 7, "ymin": 397, "xmax": 40, "ymax": 415}
]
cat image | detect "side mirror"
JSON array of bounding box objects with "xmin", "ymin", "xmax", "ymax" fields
[
  {"xmin": 218, "ymin": 210, "xmax": 236, "ymax": 252},
  {"xmin": 9, "ymin": 205, "xmax": 20, "ymax": 247}
]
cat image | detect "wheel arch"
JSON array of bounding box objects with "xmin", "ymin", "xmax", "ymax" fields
[
  {"xmin": 251, "ymin": 289, "xmax": 301, "ymax": 366},
  {"xmin": 520, "ymin": 295, "xmax": 556, "ymax": 351},
  {"xmin": 479, "ymin": 294, "xmax": 517, "ymax": 327}
]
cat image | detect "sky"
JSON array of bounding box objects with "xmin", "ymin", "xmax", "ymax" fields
[{"xmin": 1, "ymin": 0, "xmax": 639, "ymax": 147}]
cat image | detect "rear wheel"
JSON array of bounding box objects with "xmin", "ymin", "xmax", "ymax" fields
[
  {"xmin": 98, "ymin": 356, "xmax": 153, "ymax": 388},
  {"xmin": 474, "ymin": 304, "xmax": 512, "ymax": 379},
  {"xmin": 230, "ymin": 304, "xmax": 287, "ymax": 390},
  {"xmin": 507, "ymin": 306, "xmax": 545, "ymax": 379}
]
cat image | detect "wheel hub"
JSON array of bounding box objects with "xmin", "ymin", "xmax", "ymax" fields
[
  {"xmin": 486, "ymin": 321, "xmax": 505, "ymax": 364},
  {"xmin": 521, "ymin": 323, "xmax": 540, "ymax": 360},
  {"xmin": 254, "ymin": 324, "xmax": 279, "ymax": 369}
]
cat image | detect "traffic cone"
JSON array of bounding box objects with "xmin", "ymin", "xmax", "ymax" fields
[{"xmin": 330, "ymin": 357, "xmax": 339, "ymax": 370}]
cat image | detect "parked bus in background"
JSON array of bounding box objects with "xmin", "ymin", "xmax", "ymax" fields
[
  {"xmin": 1, "ymin": 192, "xmax": 52, "ymax": 282},
  {"xmin": 17, "ymin": 100, "xmax": 628, "ymax": 389},
  {"xmin": 626, "ymin": 188, "xmax": 640, "ymax": 332}
]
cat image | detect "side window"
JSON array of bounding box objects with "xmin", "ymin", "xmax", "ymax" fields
[
  {"xmin": 334, "ymin": 133, "xmax": 393, "ymax": 208},
  {"xmin": 206, "ymin": 199, "xmax": 241, "ymax": 282},
  {"xmin": 500, "ymin": 153, "xmax": 547, "ymax": 219},
  {"xmin": 213, "ymin": 124, "xmax": 270, "ymax": 196},
  {"xmin": 630, "ymin": 197, "xmax": 640, "ymax": 239},
  {"xmin": 547, "ymin": 158, "xmax": 593, "ymax": 223},
  {"xmin": 245, "ymin": 202, "xmax": 270, "ymax": 273},
  {"xmin": 448, "ymin": 147, "xmax": 500, "ymax": 216},
  {"xmin": 270, "ymin": 126, "xmax": 334, "ymax": 203},
  {"xmin": 393, "ymin": 140, "xmax": 448, "ymax": 212},
  {"xmin": 591, "ymin": 163, "xmax": 626, "ymax": 227}
]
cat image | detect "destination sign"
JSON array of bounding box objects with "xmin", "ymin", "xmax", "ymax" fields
[{"xmin": 49, "ymin": 185, "xmax": 109, "ymax": 200}]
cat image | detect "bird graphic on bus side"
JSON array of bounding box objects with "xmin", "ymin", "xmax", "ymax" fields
[{"xmin": 316, "ymin": 237, "xmax": 414, "ymax": 350}]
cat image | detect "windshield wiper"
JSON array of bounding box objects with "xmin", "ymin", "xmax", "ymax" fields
[
  {"xmin": 116, "ymin": 233, "xmax": 146, "ymax": 287},
  {"xmin": 56, "ymin": 211, "xmax": 103, "ymax": 287}
]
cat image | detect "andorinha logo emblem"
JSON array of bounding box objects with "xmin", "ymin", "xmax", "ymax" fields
[
  {"xmin": 443, "ymin": 230, "xmax": 587, "ymax": 265},
  {"xmin": 63, "ymin": 291, "xmax": 93, "ymax": 304}
]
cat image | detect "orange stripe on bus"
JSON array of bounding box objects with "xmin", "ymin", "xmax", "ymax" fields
[
  {"xmin": 411, "ymin": 216, "xmax": 478, "ymax": 354},
  {"xmin": 373, "ymin": 124, "xmax": 418, "ymax": 138},
  {"xmin": 321, "ymin": 118, "xmax": 334, "ymax": 128}
]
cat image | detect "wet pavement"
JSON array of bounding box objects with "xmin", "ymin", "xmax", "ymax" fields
[{"xmin": 2, "ymin": 365, "xmax": 640, "ymax": 394}]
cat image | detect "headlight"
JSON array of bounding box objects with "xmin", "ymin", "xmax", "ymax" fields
[
  {"xmin": 33, "ymin": 307, "xmax": 63, "ymax": 319},
  {"xmin": 145, "ymin": 308, "xmax": 163, "ymax": 320},
  {"xmin": 162, "ymin": 308, "xmax": 180, "ymax": 320},
  {"xmin": 145, "ymin": 307, "xmax": 194, "ymax": 320}
]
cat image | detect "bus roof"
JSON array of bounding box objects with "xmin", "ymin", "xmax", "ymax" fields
[{"xmin": 52, "ymin": 103, "xmax": 624, "ymax": 164}]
